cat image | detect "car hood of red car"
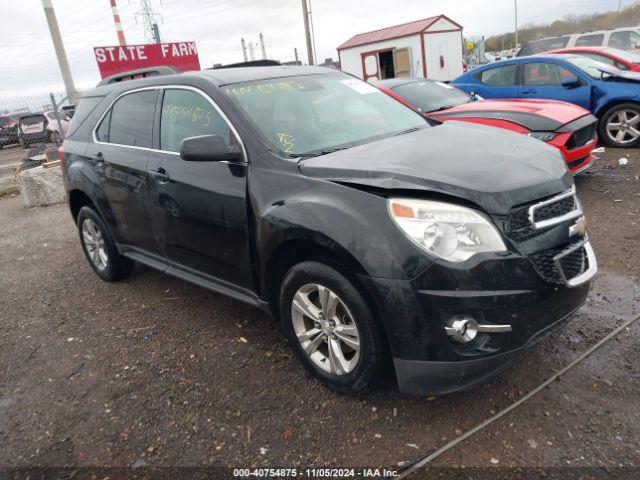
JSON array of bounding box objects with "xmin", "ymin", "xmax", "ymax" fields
[{"xmin": 432, "ymin": 99, "xmax": 590, "ymax": 131}]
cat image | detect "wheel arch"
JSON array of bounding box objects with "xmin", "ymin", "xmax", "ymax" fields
[
  {"xmin": 594, "ymin": 98, "xmax": 640, "ymax": 119},
  {"xmin": 262, "ymin": 237, "xmax": 371, "ymax": 314},
  {"xmin": 68, "ymin": 188, "xmax": 98, "ymax": 222}
]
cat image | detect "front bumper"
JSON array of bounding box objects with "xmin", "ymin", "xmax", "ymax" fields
[
  {"xmin": 393, "ymin": 303, "xmax": 581, "ymax": 395},
  {"xmin": 358, "ymin": 236, "xmax": 595, "ymax": 396}
]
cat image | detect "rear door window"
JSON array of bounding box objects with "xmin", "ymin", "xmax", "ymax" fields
[
  {"xmin": 574, "ymin": 34, "xmax": 604, "ymax": 47},
  {"xmin": 101, "ymin": 90, "xmax": 157, "ymax": 148},
  {"xmin": 478, "ymin": 65, "xmax": 518, "ymax": 86},
  {"xmin": 159, "ymin": 89, "xmax": 233, "ymax": 153}
]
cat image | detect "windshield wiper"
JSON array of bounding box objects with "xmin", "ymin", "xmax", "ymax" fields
[
  {"xmin": 393, "ymin": 126, "xmax": 424, "ymax": 137},
  {"xmin": 294, "ymin": 146, "xmax": 351, "ymax": 159}
]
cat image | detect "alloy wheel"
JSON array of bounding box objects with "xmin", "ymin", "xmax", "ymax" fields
[
  {"xmin": 290, "ymin": 283, "xmax": 361, "ymax": 375},
  {"xmin": 606, "ymin": 109, "xmax": 640, "ymax": 145},
  {"xmin": 82, "ymin": 218, "xmax": 108, "ymax": 271}
]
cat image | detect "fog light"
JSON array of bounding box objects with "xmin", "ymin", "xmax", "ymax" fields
[
  {"xmin": 445, "ymin": 318, "xmax": 478, "ymax": 343},
  {"xmin": 445, "ymin": 317, "xmax": 513, "ymax": 343}
]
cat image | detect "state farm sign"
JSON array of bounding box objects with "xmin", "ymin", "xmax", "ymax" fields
[{"xmin": 93, "ymin": 41, "xmax": 201, "ymax": 79}]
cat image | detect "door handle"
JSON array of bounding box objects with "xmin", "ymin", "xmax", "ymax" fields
[
  {"xmin": 92, "ymin": 152, "xmax": 107, "ymax": 172},
  {"xmin": 149, "ymin": 167, "xmax": 170, "ymax": 183},
  {"xmin": 521, "ymin": 89, "xmax": 538, "ymax": 94}
]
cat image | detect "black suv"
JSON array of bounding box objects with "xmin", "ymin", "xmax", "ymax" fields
[{"xmin": 63, "ymin": 66, "xmax": 597, "ymax": 395}]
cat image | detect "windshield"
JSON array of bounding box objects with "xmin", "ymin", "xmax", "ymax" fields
[
  {"xmin": 391, "ymin": 81, "xmax": 470, "ymax": 113},
  {"xmin": 603, "ymin": 47, "xmax": 640, "ymax": 64},
  {"xmin": 563, "ymin": 56, "xmax": 618, "ymax": 79},
  {"xmin": 225, "ymin": 73, "xmax": 427, "ymax": 157}
]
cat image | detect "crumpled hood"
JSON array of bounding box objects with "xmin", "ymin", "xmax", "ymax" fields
[
  {"xmin": 597, "ymin": 64, "xmax": 640, "ymax": 82},
  {"xmin": 299, "ymin": 122, "xmax": 572, "ymax": 215}
]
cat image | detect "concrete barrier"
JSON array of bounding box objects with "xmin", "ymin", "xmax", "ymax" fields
[{"xmin": 17, "ymin": 164, "xmax": 65, "ymax": 207}]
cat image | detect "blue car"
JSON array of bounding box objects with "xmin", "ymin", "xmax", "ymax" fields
[{"xmin": 451, "ymin": 54, "xmax": 640, "ymax": 148}]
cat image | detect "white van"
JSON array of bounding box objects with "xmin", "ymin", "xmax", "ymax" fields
[{"xmin": 517, "ymin": 27, "xmax": 640, "ymax": 57}]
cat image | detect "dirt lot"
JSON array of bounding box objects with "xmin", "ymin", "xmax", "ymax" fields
[{"xmin": 0, "ymin": 146, "xmax": 639, "ymax": 477}]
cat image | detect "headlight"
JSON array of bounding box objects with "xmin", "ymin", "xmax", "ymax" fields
[
  {"xmin": 388, "ymin": 198, "xmax": 507, "ymax": 262},
  {"xmin": 527, "ymin": 132, "xmax": 556, "ymax": 142}
]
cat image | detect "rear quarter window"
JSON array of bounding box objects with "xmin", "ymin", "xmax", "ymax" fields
[{"xmin": 66, "ymin": 96, "xmax": 104, "ymax": 138}]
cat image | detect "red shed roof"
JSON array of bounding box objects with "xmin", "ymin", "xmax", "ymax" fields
[{"xmin": 337, "ymin": 15, "xmax": 461, "ymax": 50}]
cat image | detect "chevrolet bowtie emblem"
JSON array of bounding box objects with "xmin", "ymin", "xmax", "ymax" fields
[{"xmin": 569, "ymin": 216, "xmax": 587, "ymax": 237}]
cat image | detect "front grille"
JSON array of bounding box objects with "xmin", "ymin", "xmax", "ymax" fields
[
  {"xmin": 506, "ymin": 187, "xmax": 580, "ymax": 239},
  {"xmin": 566, "ymin": 122, "xmax": 597, "ymax": 150},
  {"xmin": 567, "ymin": 156, "xmax": 588, "ymax": 170},
  {"xmin": 532, "ymin": 196, "xmax": 576, "ymax": 223},
  {"xmin": 530, "ymin": 242, "xmax": 589, "ymax": 284}
]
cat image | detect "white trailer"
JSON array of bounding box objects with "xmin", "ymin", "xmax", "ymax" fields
[{"xmin": 337, "ymin": 15, "xmax": 464, "ymax": 82}]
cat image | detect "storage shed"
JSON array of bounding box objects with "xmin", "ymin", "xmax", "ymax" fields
[{"xmin": 337, "ymin": 15, "xmax": 464, "ymax": 82}]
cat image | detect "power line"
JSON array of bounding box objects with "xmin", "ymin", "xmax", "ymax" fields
[{"xmin": 161, "ymin": 0, "xmax": 266, "ymax": 25}]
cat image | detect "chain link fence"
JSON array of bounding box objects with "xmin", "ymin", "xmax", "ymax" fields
[
  {"xmin": 0, "ymin": 92, "xmax": 77, "ymax": 195},
  {"xmin": 0, "ymin": 92, "xmax": 75, "ymax": 151}
]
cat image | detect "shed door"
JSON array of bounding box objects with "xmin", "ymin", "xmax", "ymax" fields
[
  {"xmin": 394, "ymin": 48, "xmax": 411, "ymax": 77},
  {"xmin": 425, "ymin": 31, "xmax": 463, "ymax": 81},
  {"xmin": 361, "ymin": 52, "xmax": 380, "ymax": 81}
]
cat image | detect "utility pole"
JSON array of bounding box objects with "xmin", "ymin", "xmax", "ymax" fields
[
  {"xmin": 259, "ymin": 33, "xmax": 267, "ymax": 60},
  {"xmin": 241, "ymin": 38, "xmax": 248, "ymax": 62},
  {"xmin": 308, "ymin": 0, "xmax": 318, "ymax": 65},
  {"xmin": 300, "ymin": 0, "xmax": 314, "ymax": 65},
  {"xmin": 41, "ymin": 0, "xmax": 77, "ymax": 102},
  {"xmin": 294, "ymin": 47, "xmax": 299, "ymax": 63},
  {"xmin": 109, "ymin": 0, "xmax": 127, "ymax": 45},
  {"xmin": 514, "ymin": 0, "xmax": 518, "ymax": 50},
  {"xmin": 152, "ymin": 23, "xmax": 161, "ymax": 43}
]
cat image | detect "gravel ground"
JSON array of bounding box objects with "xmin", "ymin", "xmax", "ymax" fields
[{"xmin": 0, "ymin": 147, "xmax": 638, "ymax": 477}]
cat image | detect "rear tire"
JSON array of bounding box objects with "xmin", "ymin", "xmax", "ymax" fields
[
  {"xmin": 77, "ymin": 206, "xmax": 134, "ymax": 281},
  {"xmin": 598, "ymin": 103, "xmax": 640, "ymax": 148},
  {"xmin": 279, "ymin": 261, "xmax": 386, "ymax": 395}
]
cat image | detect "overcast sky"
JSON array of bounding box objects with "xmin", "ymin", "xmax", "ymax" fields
[{"xmin": 0, "ymin": 0, "xmax": 626, "ymax": 97}]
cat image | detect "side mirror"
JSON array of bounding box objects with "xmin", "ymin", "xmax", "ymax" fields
[
  {"xmin": 180, "ymin": 134, "xmax": 243, "ymax": 162},
  {"xmin": 561, "ymin": 76, "xmax": 581, "ymax": 88}
]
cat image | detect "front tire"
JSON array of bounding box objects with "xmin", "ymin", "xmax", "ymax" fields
[
  {"xmin": 599, "ymin": 103, "xmax": 640, "ymax": 148},
  {"xmin": 77, "ymin": 206, "xmax": 134, "ymax": 281},
  {"xmin": 279, "ymin": 261, "xmax": 386, "ymax": 394}
]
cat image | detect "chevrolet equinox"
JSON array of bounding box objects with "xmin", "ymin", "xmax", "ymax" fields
[{"xmin": 62, "ymin": 66, "xmax": 597, "ymax": 395}]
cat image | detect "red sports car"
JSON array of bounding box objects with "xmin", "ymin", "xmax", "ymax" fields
[
  {"xmin": 376, "ymin": 78, "xmax": 597, "ymax": 175},
  {"xmin": 547, "ymin": 47, "xmax": 640, "ymax": 72}
]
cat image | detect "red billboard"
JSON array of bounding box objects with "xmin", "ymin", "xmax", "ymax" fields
[{"xmin": 93, "ymin": 41, "xmax": 201, "ymax": 79}]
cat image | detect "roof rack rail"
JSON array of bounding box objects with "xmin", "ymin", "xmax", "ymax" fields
[
  {"xmin": 97, "ymin": 66, "xmax": 180, "ymax": 86},
  {"xmin": 208, "ymin": 60, "xmax": 281, "ymax": 70}
]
